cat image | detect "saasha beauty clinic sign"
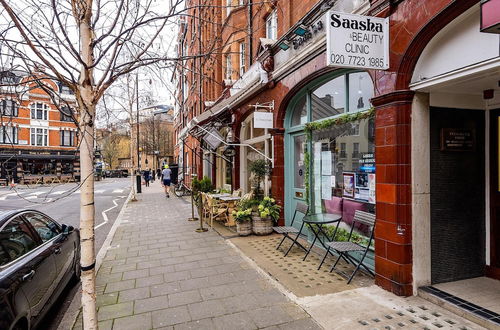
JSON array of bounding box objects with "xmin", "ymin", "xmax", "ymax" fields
[{"xmin": 326, "ymin": 11, "xmax": 389, "ymax": 70}]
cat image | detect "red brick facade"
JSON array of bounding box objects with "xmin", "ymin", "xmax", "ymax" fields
[{"xmin": 175, "ymin": 0, "xmax": 482, "ymax": 296}]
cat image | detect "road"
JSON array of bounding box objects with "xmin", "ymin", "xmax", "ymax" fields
[{"xmin": 0, "ymin": 177, "xmax": 132, "ymax": 329}]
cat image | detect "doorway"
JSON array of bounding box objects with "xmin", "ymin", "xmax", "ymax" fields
[
  {"xmin": 488, "ymin": 109, "xmax": 500, "ymax": 278},
  {"xmin": 429, "ymin": 107, "xmax": 485, "ymax": 284}
]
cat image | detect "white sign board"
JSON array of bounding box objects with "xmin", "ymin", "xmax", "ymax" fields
[
  {"xmin": 326, "ymin": 11, "xmax": 389, "ymax": 70},
  {"xmin": 253, "ymin": 112, "xmax": 274, "ymax": 129}
]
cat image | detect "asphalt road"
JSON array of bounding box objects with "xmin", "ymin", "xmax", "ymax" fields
[{"xmin": 0, "ymin": 177, "xmax": 132, "ymax": 330}]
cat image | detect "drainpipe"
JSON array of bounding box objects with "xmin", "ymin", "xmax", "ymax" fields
[{"xmin": 248, "ymin": 0, "xmax": 253, "ymax": 64}]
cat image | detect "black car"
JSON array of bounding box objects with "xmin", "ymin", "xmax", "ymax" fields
[{"xmin": 0, "ymin": 210, "xmax": 80, "ymax": 330}]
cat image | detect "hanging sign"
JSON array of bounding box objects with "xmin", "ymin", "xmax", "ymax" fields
[
  {"xmin": 326, "ymin": 11, "xmax": 389, "ymax": 70},
  {"xmin": 203, "ymin": 128, "xmax": 223, "ymax": 150},
  {"xmin": 254, "ymin": 111, "xmax": 274, "ymax": 129}
]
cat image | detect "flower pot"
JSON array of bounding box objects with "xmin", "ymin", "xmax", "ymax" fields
[
  {"xmin": 236, "ymin": 221, "xmax": 252, "ymax": 236},
  {"xmin": 252, "ymin": 216, "xmax": 273, "ymax": 235}
]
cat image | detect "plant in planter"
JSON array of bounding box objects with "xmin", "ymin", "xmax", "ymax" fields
[
  {"xmin": 248, "ymin": 159, "xmax": 270, "ymax": 200},
  {"xmin": 232, "ymin": 208, "xmax": 253, "ymax": 236},
  {"xmin": 253, "ymin": 196, "xmax": 281, "ymax": 235}
]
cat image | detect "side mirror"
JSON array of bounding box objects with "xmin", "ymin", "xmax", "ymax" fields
[{"xmin": 62, "ymin": 225, "xmax": 74, "ymax": 235}]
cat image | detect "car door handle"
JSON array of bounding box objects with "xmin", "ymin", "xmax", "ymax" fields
[
  {"xmin": 54, "ymin": 248, "xmax": 61, "ymax": 254},
  {"xmin": 22, "ymin": 270, "xmax": 35, "ymax": 281}
]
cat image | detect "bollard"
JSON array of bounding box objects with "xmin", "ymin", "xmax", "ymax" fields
[
  {"xmin": 187, "ymin": 191, "xmax": 198, "ymax": 222},
  {"xmin": 136, "ymin": 174, "xmax": 142, "ymax": 193}
]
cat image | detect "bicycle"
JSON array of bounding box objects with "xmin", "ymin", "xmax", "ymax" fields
[{"xmin": 173, "ymin": 178, "xmax": 191, "ymax": 197}]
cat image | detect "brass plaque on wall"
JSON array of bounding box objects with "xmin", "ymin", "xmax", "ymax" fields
[{"xmin": 440, "ymin": 128, "xmax": 475, "ymax": 151}]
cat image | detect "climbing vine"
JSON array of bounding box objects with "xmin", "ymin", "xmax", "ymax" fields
[{"xmin": 302, "ymin": 108, "xmax": 375, "ymax": 205}]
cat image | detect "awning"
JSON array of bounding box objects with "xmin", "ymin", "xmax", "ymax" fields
[{"xmin": 0, "ymin": 154, "xmax": 76, "ymax": 160}]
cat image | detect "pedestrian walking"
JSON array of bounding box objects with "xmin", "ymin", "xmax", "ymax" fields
[
  {"xmin": 157, "ymin": 168, "xmax": 162, "ymax": 183},
  {"xmin": 144, "ymin": 168, "xmax": 151, "ymax": 187},
  {"xmin": 161, "ymin": 165, "xmax": 172, "ymax": 198}
]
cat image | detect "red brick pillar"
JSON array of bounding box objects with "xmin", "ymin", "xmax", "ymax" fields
[
  {"xmin": 372, "ymin": 90, "xmax": 414, "ymax": 296},
  {"xmin": 270, "ymin": 129, "xmax": 285, "ymax": 226}
]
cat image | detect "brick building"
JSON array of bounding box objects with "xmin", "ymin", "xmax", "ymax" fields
[
  {"xmin": 174, "ymin": 0, "xmax": 500, "ymax": 318},
  {"xmin": 0, "ymin": 71, "xmax": 79, "ymax": 183}
]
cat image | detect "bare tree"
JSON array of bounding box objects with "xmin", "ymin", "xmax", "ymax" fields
[{"xmin": 0, "ymin": 1, "xmax": 185, "ymax": 328}]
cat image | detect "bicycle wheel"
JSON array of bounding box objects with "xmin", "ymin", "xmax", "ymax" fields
[{"xmin": 173, "ymin": 184, "xmax": 184, "ymax": 197}]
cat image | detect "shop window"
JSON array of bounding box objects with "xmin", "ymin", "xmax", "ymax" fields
[
  {"xmin": 291, "ymin": 94, "xmax": 307, "ymax": 127},
  {"xmin": 30, "ymin": 102, "xmax": 49, "ymax": 120},
  {"xmin": 0, "ymin": 99, "xmax": 18, "ymax": 116},
  {"xmin": 266, "ymin": 10, "xmax": 277, "ymax": 40},
  {"xmin": 31, "ymin": 128, "xmax": 48, "ymax": 146},
  {"xmin": 311, "ymin": 76, "xmax": 345, "ymax": 121},
  {"xmin": 60, "ymin": 130, "xmax": 75, "ymax": 146},
  {"xmin": 0, "ymin": 126, "xmax": 18, "ymax": 144},
  {"xmin": 310, "ymin": 117, "xmax": 375, "ymax": 213},
  {"xmin": 60, "ymin": 106, "xmax": 74, "ymax": 122},
  {"xmin": 348, "ymin": 72, "xmax": 373, "ymax": 112},
  {"xmin": 294, "ymin": 135, "xmax": 306, "ymax": 189}
]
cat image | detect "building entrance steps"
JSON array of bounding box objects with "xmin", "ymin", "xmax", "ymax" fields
[{"xmin": 70, "ymin": 182, "xmax": 487, "ymax": 329}]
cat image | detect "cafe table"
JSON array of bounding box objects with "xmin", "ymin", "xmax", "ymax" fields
[
  {"xmin": 219, "ymin": 196, "xmax": 241, "ymax": 227},
  {"xmin": 300, "ymin": 213, "xmax": 342, "ymax": 261}
]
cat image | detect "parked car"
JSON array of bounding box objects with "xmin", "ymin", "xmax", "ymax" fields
[{"xmin": 0, "ymin": 210, "xmax": 80, "ymax": 330}]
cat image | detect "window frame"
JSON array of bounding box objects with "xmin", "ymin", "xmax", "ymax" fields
[
  {"xmin": 23, "ymin": 212, "xmax": 62, "ymax": 243},
  {"xmin": 30, "ymin": 102, "xmax": 49, "ymax": 121},
  {"xmin": 0, "ymin": 99, "xmax": 19, "ymax": 117},
  {"xmin": 30, "ymin": 127, "xmax": 48, "ymax": 146},
  {"xmin": 225, "ymin": 53, "xmax": 232, "ymax": 80},
  {"xmin": 0, "ymin": 126, "xmax": 18, "ymax": 145},
  {"xmin": 226, "ymin": 0, "xmax": 232, "ymax": 16},
  {"xmin": 60, "ymin": 130, "xmax": 74, "ymax": 147},
  {"xmin": 266, "ymin": 10, "xmax": 278, "ymax": 40},
  {"xmin": 239, "ymin": 42, "xmax": 246, "ymax": 77},
  {"xmin": 288, "ymin": 70, "xmax": 374, "ymax": 130},
  {"xmin": 60, "ymin": 106, "xmax": 74, "ymax": 122}
]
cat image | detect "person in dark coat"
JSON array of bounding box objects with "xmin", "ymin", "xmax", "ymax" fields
[{"xmin": 144, "ymin": 168, "xmax": 151, "ymax": 187}]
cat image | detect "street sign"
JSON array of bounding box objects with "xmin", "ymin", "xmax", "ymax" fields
[{"xmin": 326, "ymin": 11, "xmax": 389, "ymax": 70}]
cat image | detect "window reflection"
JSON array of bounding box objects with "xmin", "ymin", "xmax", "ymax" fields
[{"xmin": 312, "ymin": 76, "xmax": 345, "ymax": 121}]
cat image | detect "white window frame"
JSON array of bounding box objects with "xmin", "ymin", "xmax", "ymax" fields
[
  {"xmin": 0, "ymin": 126, "xmax": 18, "ymax": 144},
  {"xmin": 225, "ymin": 54, "xmax": 232, "ymax": 80},
  {"xmin": 0, "ymin": 99, "xmax": 18, "ymax": 117},
  {"xmin": 239, "ymin": 42, "xmax": 246, "ymax": 77},
  {"xmin": 31, "ymin": 128, "xmax": 48, "ymax": 146},
  {"xmin": 226, "ymin": 0, "xmax": 232, "ymax": 16},
  {"xmin": 30, "ymin": 102, "xmax": 49, "ymax": 121},
  {"xmin": 60, "ymin": 130, "xmax": 74, "ymax": 147},
  {"xmin": 266, "ymin": 10, "xmax": 278, "ymax": 40},
  {"xmin": 239, "ymin": 0, "xmax": 245, "ymax": 5}
]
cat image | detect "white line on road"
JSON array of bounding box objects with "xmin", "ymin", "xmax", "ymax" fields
[
  {"xmin": 27, "ymin": 191, "xmax": 45, "ymax": 196},
  {"xmin": 50, "ymin": 190, "xmax": 67, "ymax": 195},
  {"xmin": 95, "ymin": 198, "xmax": 119, "ymax": 230},
  {"xmin": 94, "ymin": 189, "xmax": 105, "ymax": 194},
  {"xmin": 112, "ymin": 189, "xmax": 124, "ymax": 193},
  {"xmin": 0, "ymin": 193, "xmax": 18, "ymax": 201}
]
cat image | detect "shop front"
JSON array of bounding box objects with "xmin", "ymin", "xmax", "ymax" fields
[{"xmin": 283, "ymin": 70, "xmax": 376, "ymax": 246}]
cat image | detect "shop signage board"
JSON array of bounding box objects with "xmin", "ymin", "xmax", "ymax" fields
[
  {"xmin": 440, "ymin": 128, "xmax": 475, "ymax": 151},
  {"xmin": 254, "ymin": 111, "xmax": 274, "ymax": 129},
  {"xmin": 203, "ymin": 128, "xmax": 223, "ymax": 150},
  {"xmin": 481, "ymin": 0, "xmax": 500, "ymax": 33},
  {"xmin": 326, "ymin": 11, "xmax": 389, "ymax": 70}
]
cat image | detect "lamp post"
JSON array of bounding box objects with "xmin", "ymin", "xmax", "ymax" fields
[{"xmin": 135, "ymin": 70, "xmax": 142, "ymax": 193}]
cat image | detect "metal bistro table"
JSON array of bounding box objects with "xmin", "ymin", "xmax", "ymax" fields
[{"xmin": 301, "ymin": 213, "xmax": 342, "ymax": 262}]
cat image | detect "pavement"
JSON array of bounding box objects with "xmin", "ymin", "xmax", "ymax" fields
[{"xmin": 68, "ymin": 182, "xmax": 487, "ymax": 330}]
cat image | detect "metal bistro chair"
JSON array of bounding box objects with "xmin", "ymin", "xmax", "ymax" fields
[
  {"xmin": 319, "ymin": 210, "xmax": 376, "ymax": 284},
  {"xmin": 273, "ymin": 202, "xmax": 309, "ymax": 255},
  {"xmin": 206, "ymin": 194, "xmax": 228, "ymax": 228}
]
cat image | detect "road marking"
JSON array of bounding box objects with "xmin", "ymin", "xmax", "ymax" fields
[
  {"xmin": 50, "ymin": 190, "xmax": 67, "ymax": 195},
  {"xmin": 74, "ymin": 190, "xmax": 81, "ymax": 194},
  {"xmin": 0, "ymin": 193, "xmax": 18, "ymax": 200},
  {"xmin": 27, "ymin": 191, "xmax": 44, "ymax": 196},
  {"xmin": 112, "ymin": 189, "xmax": 124, "ymax": 193},
  {"xmin": 94, "ymin": 189, "xmax": 105, "ymax": 194},
  {"xmin": 25, "ymin": 196, "xmax": 37, "ymax": 199},
  {"xmin": 95, "ymin": 198, "xmax": 119, "ymax": 230}
]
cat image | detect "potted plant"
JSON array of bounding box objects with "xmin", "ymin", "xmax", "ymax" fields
[
  {"xmin": 253, "ymin": 196, "xmax": 281, "ymax": 235},
  {"xmin": 232, "ymin": 208, "xmax": 253, "ymax": 236},
  {"xmin": 248, "ymin": 159, "xmax": 270, "ymax": 200}
]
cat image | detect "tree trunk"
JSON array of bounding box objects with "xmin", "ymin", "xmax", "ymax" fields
[
  {"xmin": 78, "ymin": 101, "xmax": 98, "ymax": 329},
  {"xmin": 77, "ymin": 0, "xmax": 98, "ymax": 328}
]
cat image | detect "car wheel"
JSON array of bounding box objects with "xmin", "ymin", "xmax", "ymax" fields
[{"xmin": 72, "ymin": 257, "xmax": 81, "ymax": 283}]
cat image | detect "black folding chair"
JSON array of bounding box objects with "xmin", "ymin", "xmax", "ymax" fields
[
  {"xmin": 272, "ymin": 202, "xmax": 309, "ymax": 255},
  {"xmin": 318, "ymin": 210, "xmax": 376, "ymax": 284}
]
